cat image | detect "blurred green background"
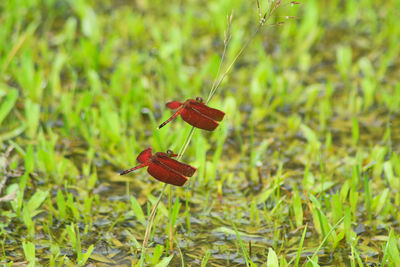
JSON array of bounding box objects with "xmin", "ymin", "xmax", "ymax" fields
[{"xmin": 1, "ymin": 0, "xmax": 400, "ymax": 266}]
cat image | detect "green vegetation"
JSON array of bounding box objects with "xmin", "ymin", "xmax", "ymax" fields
[{"xmin": 1, "ymin": 0, "xmax": 400, "ymax": 266}]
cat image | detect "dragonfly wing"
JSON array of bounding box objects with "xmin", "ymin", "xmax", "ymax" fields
[
  {"xmin": 181, "ymin": 107, "xmax": 220, "ymax": 131},
  {"xmin": 137, "ymin": 147, "xmax": 152, "ymax": 163},
  {"xmin": 147, "ymin": 160, "xmax": 188, "ymax": 186},
  {"xmin": 189, "ymin": 101, "xmax": 225, "ymax": 121},
  {"xmin": 166, "ymin": 101, "xmax": 183, "ymax": 109},
  {"xmin": 155, "ymin": 153, "xmax": 196, "ymax": 177}
]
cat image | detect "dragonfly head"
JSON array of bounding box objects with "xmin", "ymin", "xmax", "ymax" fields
[
  {"xmin": 166, "ymin": 149, "xmax": 178, "ymax": 157},
  {"xmin": 195, "ymin": 96, "xmax": 203, "ymax": 103}
]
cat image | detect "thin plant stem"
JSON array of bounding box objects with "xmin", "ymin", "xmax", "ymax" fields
[
  {"xmin": 139, "ymin": 128, "xmax": 196, "ymax": 264},
  {"xmin": 142, "ymin": 184, "xmax": 167, "ymax": 247},
  {"xmin": 139, "ymin": 183, "xmax": 167, "ymax": 265},
  {"xmin": 207, "ymin": 24, "xmax": 262, "ymax": 102},
  {"xmin": 177, "ymin": 127, "xmax": 196, "ymax": 159},
  {"xmin": 206, "ymin": 12, "xmax": 233, "ymax": 104},
  {"xmin": 168, "ymin": 126, "xmax": 196, "ymax": 251},
  {"xmin": 207, "ymin": 2, "xmax": 281, "ymax": 102},
  {"xmin": 139, "ymin": 1, "xmax": 288, "ymax": 265},
  {"xmin": 168, "ymin": 181, "xmax": 173, "ymax": 251}
]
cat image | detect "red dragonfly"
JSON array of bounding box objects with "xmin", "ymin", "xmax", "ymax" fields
[
  {"xmin": 158, "ymin": 97, "xmax": 225, "ymax": 131},
  {"xmin": 120, "ymin": 147, "xmax": 196, "ymax": 186}
]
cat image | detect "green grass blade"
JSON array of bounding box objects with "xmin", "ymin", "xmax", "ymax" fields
[{"xmin": 0, "ymin": 89, "xmax": 18, "ymax": 126}]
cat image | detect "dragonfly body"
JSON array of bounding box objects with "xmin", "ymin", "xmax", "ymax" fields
[
  {"xmin": 120, "ymin": 147, "xmax": 196, "ymax": 186},
  {"xmin": 158, "ymin": 97, "xmax": 225, "ymax": 131}
]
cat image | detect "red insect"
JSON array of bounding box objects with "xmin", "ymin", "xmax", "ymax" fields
[
  {"xmin": 158, "ymin": 97, "xmax": 225, "ymax": 131},
  {"xmin": 120, "ymin": 147, "xmax": 196, "ymax": 186}
]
